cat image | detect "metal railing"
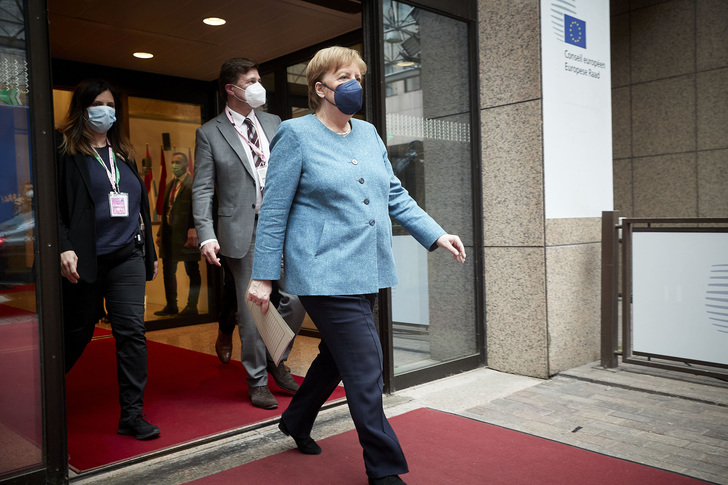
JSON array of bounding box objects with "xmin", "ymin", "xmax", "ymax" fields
[{"xmin": 601, "ymin": 211, "xmax": 728, "ymax": 379}]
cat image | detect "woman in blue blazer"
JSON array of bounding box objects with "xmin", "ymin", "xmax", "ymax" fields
[{"xmin": 249, "ymin": 47, "xmax": 466, "ymax": 485}]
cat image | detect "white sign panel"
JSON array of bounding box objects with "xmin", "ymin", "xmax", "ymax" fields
[
  {"xmin": 391, "ymin": 235, "xmax": 430, "ymax": 326},
  {"xmin": 541, "ymin": 0, "xmax": 613, "ymax": 218},
  {"xmin": 632, "ymin": 232, "xmax": 728, "ymax": 365}
]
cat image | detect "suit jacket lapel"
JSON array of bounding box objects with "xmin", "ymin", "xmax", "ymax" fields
[
  {"xmin": 171, "ymin": 175, "xmax": 192, "ymax": 210},
  {"xmin": 73, "ymin": 151, "xmax": 95, "ymax": 200},
  {"xmin": 215, "ymin": 112, "xmax": 256, "ymax": 180}
]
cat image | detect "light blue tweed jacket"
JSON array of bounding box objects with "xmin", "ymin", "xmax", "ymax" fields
[{"xmin": 252, "ymin": 114, "xmax": 445, "ymax": 296}]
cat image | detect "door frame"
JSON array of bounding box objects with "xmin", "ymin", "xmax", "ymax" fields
[
  {"xmin": 362, "ymin": 0, "xmax": 484, "ymax": 393},
  {"xmin": 2, "ymin": 0, "xmax": 68, "ymax": 483}
]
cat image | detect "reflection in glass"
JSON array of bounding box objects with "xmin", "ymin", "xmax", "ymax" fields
[
  {"xmin": 0, "ymin": 0, "xmax": 44, "ymax": 477},
  {"xmin": 287, "ymin": 62, "xmax": 313, "ymax": 118},
  {"xmin": 383, "ymin": 0, "xmax": 477, "ymax": 375},
  {"xmin": 126, "ymin": 97, "xmax": 206, "ymax": 321}
]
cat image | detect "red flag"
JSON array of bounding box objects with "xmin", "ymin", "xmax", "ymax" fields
[
  {"xmin": 188, "ymin": 146, "xmax": 194, "ymax": 176},
  {"xmin": 144, "ymin": 146, "xmax": 153, "ymax": 193},
  {"xmin": 155, "ymin": 146, "xmax": 167, "ymax": 216}
]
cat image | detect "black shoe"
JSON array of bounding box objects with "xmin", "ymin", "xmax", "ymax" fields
[
  {"xmin": 153, "ymin": 305, "xmax": 178, "ymax": 316},
  {"xmin": 117, "ymin": 414, "xmax": 160, "ymax": 440},
  {"xmin": 249, "ymin": 386, "xmax": 278, "ymax": 409},
  {"xmin": 267, "ymin": 361, "xmax": 299, "ymax": 394},
  {"xmin": 179, "ymin": 305, "xmax": 198, "ymax": 316},
  {"xmin": 279, "ymin": 420, "xmax": 321, "ymax": 455},
  {"xmin": 368, "ymin": 476, "xmax": 406, "ymax": 485}
]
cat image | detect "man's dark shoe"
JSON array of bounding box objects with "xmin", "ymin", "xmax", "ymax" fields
[
  {"xmin": 153, "ymin": 305, "xmax": 178, "ymax": 316},
  {"xmin": 215, "ymin": 330, "xmax": 233, "ymax": 364},
  {"xmin": 249, "ymin": 386, "xmax": 278, "ymax": 409},
  {"xmin": 368, "ymin": 476, "xmax": 406, "ymax": 485},
  {"xmin": 179, "ymin": 305, "xmax": 198, "ymax": 316},
  {"xmin": 267, "ymin": 361, "xmax": 299, "ymax": 394},
  {"xmin": 117, "ymin": 414, "xmax": 160, "ymax": 440},
  {"xmin": 279, "ymin": 420, "xmax": 321, "ymax": 455}
]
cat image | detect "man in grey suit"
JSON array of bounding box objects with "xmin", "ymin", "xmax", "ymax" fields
[{"xmin": 192, "ymin": 58, "xmax": 304, "ymax": 409}]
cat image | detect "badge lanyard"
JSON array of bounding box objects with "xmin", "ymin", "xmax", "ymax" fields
[
  {"xmin": 225, "ymin": 108, "xmax": 268, "ymax": 194},
  {"xmin": 91, "ymin": 143, "xmax": 120, "ymax": 192},
  {"xmin": 92, "ymin": 142, "xmax": 129, "ymax": 218},
  {"xmin": 225, "ymin": 108, "xmax": 268, "ymax": 167}
]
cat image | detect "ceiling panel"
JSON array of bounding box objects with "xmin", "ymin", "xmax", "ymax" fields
[{"xmin": 49, "ymin": 0, "xmax": 361, "ymax": 81}]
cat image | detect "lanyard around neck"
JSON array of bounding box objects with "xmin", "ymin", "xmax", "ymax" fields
[
  {"xmin": 225, "ymin": 107, "xmax": 267, "ymax": 164},
  {"xmin": 91, "ymin": 142, "xmax": 120, "ymax": 193}
]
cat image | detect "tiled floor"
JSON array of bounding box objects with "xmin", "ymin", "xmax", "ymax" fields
[
  {"xmin": 143, "ymin": 319, "xmax": 450, "ymax": 379},
  {"xmin": 143, "ymin": 320, "xmax": 321, "ymax": 378}
]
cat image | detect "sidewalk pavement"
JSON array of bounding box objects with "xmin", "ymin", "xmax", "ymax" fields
[{"xmin": 72, "ymin": 361, "xmax": 728, "ymax": 485}]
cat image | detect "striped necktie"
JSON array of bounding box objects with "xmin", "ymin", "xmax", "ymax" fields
[{"xmin": 244, "ymin": 118, "xmax": 262, "ymax": 167}]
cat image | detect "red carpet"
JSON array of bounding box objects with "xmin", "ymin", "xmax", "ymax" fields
[
  {"xmin": 0, "ymin": 308, "xmax": 42, "ymax": 448},
  {"xmin": 190, "ymin": 408, "xmax": 708, "ymax": 485},
  {"xmin": 66, "ymin": 338, "xmax": 346, "ymax": 471}
]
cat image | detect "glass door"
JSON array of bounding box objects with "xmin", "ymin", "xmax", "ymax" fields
[
  {"xmin": 1, "ymin": 0, "xmax": 66, "ymax": 482},
  {"xmin": 0, "ymin": 36, "xmax": 42, "ymax": 479},
  {"xmin": 379, "ymin": 0, "xmax": 482, "ymax": 387}
]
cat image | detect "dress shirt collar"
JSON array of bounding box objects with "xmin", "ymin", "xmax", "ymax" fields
[{"xmin": 226, "ymin": 105, "xmax": 257, "ymax": 133}]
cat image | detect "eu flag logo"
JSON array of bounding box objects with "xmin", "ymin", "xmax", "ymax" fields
[{"xmin": 564, "ymin": 14, "xmax": 586, "ymax": 49}]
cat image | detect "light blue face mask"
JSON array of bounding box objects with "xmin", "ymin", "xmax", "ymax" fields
[{"xmin": 86, "ymin": 105, "xmax": 116, "ymax": 134}]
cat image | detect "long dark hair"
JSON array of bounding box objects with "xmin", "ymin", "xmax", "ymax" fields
[{"xmin": 58, "ymin": 79, "xmax": 135, "ymax": 161}]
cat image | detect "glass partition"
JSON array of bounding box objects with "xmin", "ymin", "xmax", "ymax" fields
[
  {"xmin": 0, "ymin": 0, "xmax": 43, "ymax": 477},
  {"xmin": 383, "ymin": 0, "xmax": 478, "ymax": 375}
]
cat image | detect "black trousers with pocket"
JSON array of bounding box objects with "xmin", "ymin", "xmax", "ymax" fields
[{"xmin": 63, "ymin": 241, "xmax": 148, "ymax": 421}]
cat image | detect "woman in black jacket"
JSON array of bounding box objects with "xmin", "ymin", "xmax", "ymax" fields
[{"xmin": 57, "ymin": 79, "xmax": 160, "ymax": 440}]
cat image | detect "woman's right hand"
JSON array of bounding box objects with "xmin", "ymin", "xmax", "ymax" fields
[
  {"xmin": 247, "ymin": 279, "xmax": 273, "ymax": 315},
  {"xmin": 60, "ymin": 250, "xmax": 80, "ymax": 283}
]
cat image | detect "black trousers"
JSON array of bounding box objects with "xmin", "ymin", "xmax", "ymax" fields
[
  {"xmin": 63, "ymin": 242, "xmax": 148, "ymax": 421},
  {"xmin": 161, "ymin": 257, "xmax": 201, "ymax": 309},
  {"xmin": 282, "ymin": 294, "xmax": 408, "ymax": 479}
]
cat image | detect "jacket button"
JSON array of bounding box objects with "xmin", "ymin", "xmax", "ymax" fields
[
  {"xmin": 251, "ymin": 204, "xmax": 255, "ymax": 209},
  {"xmin": 359, "ymin": 178, "xmax": 365, "ymax": 184},
  {"xmin": 352, "ymin": 159, "xmax": 358, "ymax": 165},
  {"xmin": 364, "ymin": 198, "xmax": 370, "ymax": 205},
  {"xmin": 369, "ymin": 220, "xmax": 375, "ymax": 226}
]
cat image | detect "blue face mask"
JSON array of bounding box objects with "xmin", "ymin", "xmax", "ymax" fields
[
  {"xmin": 322, "ymin": 79, "xmax": 362, "ymax": 115},
  {"xmin": 86, "ymin": 105, "xmax": 116, "ymax": 134}
]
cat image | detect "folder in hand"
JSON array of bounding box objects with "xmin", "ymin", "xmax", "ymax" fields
[{"xmin": 245, "ymin": 280, "xmax": 295, "ymax": 366}]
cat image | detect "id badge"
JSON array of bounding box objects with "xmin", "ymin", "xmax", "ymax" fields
[
  {"xmin": 256, "ymin": 165, "xmax": 268, "ymax": 191},
  {"xmin": 109, "ymin": 192, "xmax": 129, "ymax": 217}
]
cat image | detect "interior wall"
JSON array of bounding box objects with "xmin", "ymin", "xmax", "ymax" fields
[{"xmin": 611, "ymin": 0, "xmax": 728, "ymax": 218}]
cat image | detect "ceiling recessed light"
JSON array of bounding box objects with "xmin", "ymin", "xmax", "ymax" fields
[
  {"xmin": 133, "ymin": 52, "xmax": 154, "ymax": 59},
  {"xmin": 203, "ymin": 17, "xmax": 226, "ymax": 26}
]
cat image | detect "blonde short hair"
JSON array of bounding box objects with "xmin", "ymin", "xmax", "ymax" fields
[{"xmin": 306, "ymin": 46, "xmax": 367, "ymax": 111}]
